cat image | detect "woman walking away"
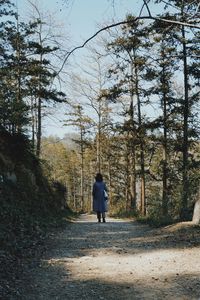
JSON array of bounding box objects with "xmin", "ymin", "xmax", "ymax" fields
[{"xmin": 92, "ymin": 173, "xmax": 108, "ymax": 223}]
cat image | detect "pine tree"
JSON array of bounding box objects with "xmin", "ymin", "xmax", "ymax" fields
[
  {"xmin": 0, "ymin": 0, "xmax": 29, "ymax": 133},
  {"xmin": 144, "ymin": 19, "xmax": 180, "ymax": 217},
  {"xmin": 107, "ymin": 16, "xmax": 151, "ymax": 214},
  {"xmin": 27, "ymin": 17, "xmax": 66, "ymax": 156},
  {"xmin": 154, "ymin": 0, "xmax": 200, "ymax": 219}
]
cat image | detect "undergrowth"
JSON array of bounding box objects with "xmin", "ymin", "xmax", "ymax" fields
[{"xmin": 137, "ymin": 215, "xmax": 175, "ymax": 227}]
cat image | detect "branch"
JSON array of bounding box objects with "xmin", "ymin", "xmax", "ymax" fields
[
  {"xmin": 143, "ymin": 0, "xmax": 152, "ymax": 17},
  {"xmin": 57, "ymin": 15, "xmax": 200, "ymax": 74},
  {"xmin": 139, "ymin": 3, "xmax": 145, "ymax": 18},
  {"xmin": 159, "ymin": 0, "xmax": 178, "ymax": 10},
  {"xmin": 188, "ymin": 3, "xmax": 200, "ymax": 20}
]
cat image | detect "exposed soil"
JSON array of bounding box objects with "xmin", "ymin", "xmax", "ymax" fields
[{"xmin": 17, "ymin": 214, "xmax": 200, "ymax": 299}]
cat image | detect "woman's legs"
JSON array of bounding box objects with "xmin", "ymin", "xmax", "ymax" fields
[
  {"xmin": 97, "ymin": 212, "xmax": 106, "ymax": 223},
  {"xmin": 102, "ymin": 212, "xmax": 106, "ymax": 222},
  {"xmin": 97, "ymin": 211, "xmax": 101, "ymax": 222}
]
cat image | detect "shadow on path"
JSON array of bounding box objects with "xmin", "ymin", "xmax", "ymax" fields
[{"xmin": 22, "ymin": 214, "xmax": 200, "ymax": 300}]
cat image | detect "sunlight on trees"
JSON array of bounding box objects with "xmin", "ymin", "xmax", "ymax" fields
[{"xmin": 0, "ymin": 0, "xmax": 200, "ymax": 223}]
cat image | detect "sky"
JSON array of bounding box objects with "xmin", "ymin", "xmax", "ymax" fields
[
  {"xmin": 17, "ymin": 0, "xmax": 157, "ymax": 55},
  {"xmin": 18, "ymin": 1, "xmax": 146, "ymax": 39},
  {"xmin": 17, "ymin": 0, "xmax": 162, "ymax": 138}
]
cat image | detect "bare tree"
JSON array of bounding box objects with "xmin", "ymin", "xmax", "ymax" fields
[{"xmin": 27, "ymin": 0, "xmax": 67, "ymax": 156}]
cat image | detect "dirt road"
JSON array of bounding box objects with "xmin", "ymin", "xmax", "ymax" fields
[{"xmin": 22, "ymin": 214, "xmax": 200, "ymax": 300}]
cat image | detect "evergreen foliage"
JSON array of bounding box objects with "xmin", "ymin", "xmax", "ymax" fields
[{"xmin": 0, "ymin": 4, "xmax": 69, "ymax": 297}]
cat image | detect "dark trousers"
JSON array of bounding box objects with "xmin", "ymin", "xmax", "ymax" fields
[{"xmin": 97, "ymin": 211, "xmax": 105, "ymax": 222}]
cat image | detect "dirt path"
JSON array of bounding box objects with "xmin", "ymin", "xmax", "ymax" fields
[{"xmin": 22, "ymin": 214, "xmax": 200, "ymax": 300}]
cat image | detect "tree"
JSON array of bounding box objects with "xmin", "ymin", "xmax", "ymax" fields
[
  {"xmin": 144, "ymin": 19, "xmax": 180, "ymax": 217},
  {"xmin": 64, "ymin": 104, "xmax": 92, "ymax": 210},
  {"xmin": 155, "ymin": 0, "xmax": 200, "ymax": 219},
  {"xmin": 26, "ymin": 1, "xmax": 66, "ymax": 156},
  {"xmin": 41, "ymin": 136, "xmax": 80, "ymax": 209},
  {"xmin": 0, "ymin": 0, "xmax": 30, "ymax": 133},
  {"xmin": 106, "ymin": 16, "xmax": 152, "ymax": 214},
  {"xmin": 68, "ymin": 50, "xmax": 113, "ymax": 174}
]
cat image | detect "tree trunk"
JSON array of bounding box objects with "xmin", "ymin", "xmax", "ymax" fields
[
  {"xmin": 31, "ymin": 95, "xmax": 35, "ymax": 148},
  {"xmin": 36, "ymin": 21, "xmax": 43, "ymax": 157},
  {"xmin": 181, "ymin": 24, "xmax": 189, "ymax": 220},
  {"xmin": 97, "ymin": 113, "xmax": 101, "ymax": 172},
  {"xmin": 162, "ymin": 62, "xmax": 168, "ymax": 216},
  {"xmin": 73, "ymin": 170, "xmax": 77, "ymax": 210},
  {"xmin": 140, "ymin": 149, "xmax": 146, "ymax": 215},
  {"xmin": 135, "ymin": 62, "xmax": 146, "ymax": 215},
  {"xmin": 36, "ymin": 97, "xmax": 42, "ymax": 157},
  {"xmin": 130, "ymin": 144, "xmax": 136, "ymax": 210},
  {"xmin": 90, "ymin": 161, "xmax": 93, "ymax": 212},
  {"xmin": 80, "ymin": 127, "xmax": 84, "ymax": 210},
  {"xmin": 108, "ymin": 159, "xmax": 112, "ymax": 207},
  {"xmin": 16, "ymin": 15, "xmax": 22, "ymax": 134},
  {"xmin": 125, "ymin": 127, "xmax": 136, "ymax": 211},
  {"xmin": 129, "ymin": 60, "xmax": 136, "ymax": 211}
]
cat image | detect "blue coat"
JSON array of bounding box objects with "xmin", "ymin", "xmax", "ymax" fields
[{"xmin": 92, "ymin": 181, "xmax": 107, "ymax": 212}]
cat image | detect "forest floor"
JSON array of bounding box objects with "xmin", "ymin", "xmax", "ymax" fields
[{"xmin": 9, "ymin": 214, "xmax": 200, "ymax": 299}]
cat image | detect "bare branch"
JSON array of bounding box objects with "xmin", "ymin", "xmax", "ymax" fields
[
  {"xmin": 57, "ymin": 15, "xmax": 200, "ymax": 74},
  {"xmin": 139, "ymin": 3, "xmax": 145, "ymax": 18},
  {"xmin": 158, "ymin": 0, "xmax": 178, "ymax": 11},
  {"xmin": 143, "ymin": 0, "xmax": 152, "ymax": 17},
  {"xmin": 188, "ymin": 3, "xmax": 200, "ymax": 19}
]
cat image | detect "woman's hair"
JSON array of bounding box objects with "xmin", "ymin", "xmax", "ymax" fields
[{"xmin": 95, "ymin": 173, "xmax": 103, "ymax": 182}]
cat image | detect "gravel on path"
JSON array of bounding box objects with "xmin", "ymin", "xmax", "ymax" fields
[{"xmin": 22, "ymin": 214, "xmax": 200, "ymax": 300}]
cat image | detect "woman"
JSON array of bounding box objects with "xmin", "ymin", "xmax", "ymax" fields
[{"xmin": 92, "ymin": 173, "xmax": 108, "ymax": 223}]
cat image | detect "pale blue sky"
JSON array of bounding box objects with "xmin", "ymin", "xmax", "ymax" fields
[{"xmin": 18, "ymin": 0, "xmax": 157, "ymax": 46}]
